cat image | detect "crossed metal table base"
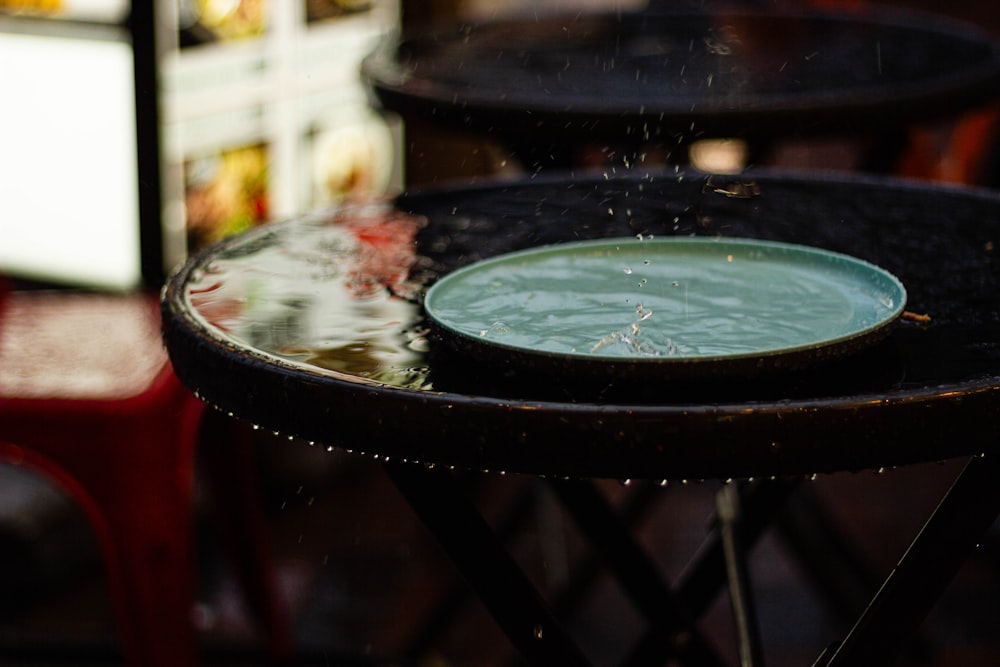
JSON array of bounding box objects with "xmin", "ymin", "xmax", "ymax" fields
[{"xmin": 384, "ymin": 453, "xmax": 1000, "ymax": 667}]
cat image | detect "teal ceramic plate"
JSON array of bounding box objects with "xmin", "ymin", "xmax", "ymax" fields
[{"xmin": 423, "ymin": 237, "xmax": 907, "ymax": 379}]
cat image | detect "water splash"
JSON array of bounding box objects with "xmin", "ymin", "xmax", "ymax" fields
[
  {"xmin": 591, "ymin": 321, "xmax": 677, "ymax": 357},
  {"xmin": 480, "ymin": 321, "xmax": 512, "ymax": 337}
]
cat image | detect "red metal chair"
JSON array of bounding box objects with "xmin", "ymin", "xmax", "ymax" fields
[{"xmin": 0, "ymin": 286, "xmax": 292, "ymax": 666}]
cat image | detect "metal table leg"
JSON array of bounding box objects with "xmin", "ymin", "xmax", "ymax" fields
[
  {"xmin": 716, "ymin": 484, "xmax": 765, "ymax": 667},
  {"xmin": 550, "ymin": 481, "xmax": 664, "ymax": 616},
  {"xmin": 820, "ymin": 454, "xmax": 1000, "ymax": 667},
  {"xmin": 383, "ymin": 462, "xmax": 593, "ymax": 667},
  {"xmin": 402, "ymin": 476, "xmax": 541, "ymax": 658},
  {"xmin": 622, "ymin": 479, "xmax": 798, "ymax": 666},
  {"xmin": 548, "ymin": 479, "xmax": 729, "ymax": 667}
]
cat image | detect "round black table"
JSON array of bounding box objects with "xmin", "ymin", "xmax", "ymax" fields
[
  {"xmin": 362, "ymin": 4, "xmax": 1000, "ymax": 169},
  {"xmin": 163, "ymin": 170, "xmax": 1000, "ymax": 666}
]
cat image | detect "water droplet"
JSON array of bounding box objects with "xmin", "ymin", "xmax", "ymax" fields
[
  {"xmin": 533, "ymin": 624, "xmax": 544, "ymax": 640},
  {"xmin": 638, "ymin": 278, "xmax": 648, "ymax": 287},
  {"xmin": 672, "ymin": 280, "xmax": 681, "ymax": 287},
  {"xmin": 480, "ymin": 321, "xmax": 512, "ymax": 337},
  {"xmin": 659, "ymin": 479, "xmax": 669, "ymax": 487},
  {"xmin": 621, "ymin": 479, "xmax": 632, "ymax": 486},
  {"xmin": 623, "ymin": 266, "xmax": 633, "ymax": 275}
]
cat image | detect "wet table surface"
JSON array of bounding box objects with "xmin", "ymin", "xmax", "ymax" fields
[
  {"xmin": 162, "ymin": 170, "xmax": 1000, "ymax": 666},
  {"xmin": 362, "ymin": 3, "xmax": 1000, "ymax": 165},
  {"xmin": 162, "ymin": 170, "xmax": 1000, "ymax": 482}
]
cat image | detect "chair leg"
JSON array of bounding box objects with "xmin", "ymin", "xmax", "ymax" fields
[
  {"xmin": 0, "ymin": 379, "xmax": 205, "ymax": 666},
  {"xmin": 94, "ymin": 442, "xmax": 201, "ymax": 666},
  {"xmin": 1, "ymin": 391, "xmax": 292, "ymax": 665},
  {"xmin": 1, "ymin": 414, "xmax": 202, "ymax": 667},
  {"xmin": 199, "ymin": 408, "xmax": 295, "ymax": 663}
]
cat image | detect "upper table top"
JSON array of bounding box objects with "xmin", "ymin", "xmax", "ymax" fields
[
  {"xmin": 362, "ymin": 3, "xmax": 1000, "ymax": 155},
  {"xmin": 162, "ymin": 170, "xmax": 1000, "ymax": 481}
]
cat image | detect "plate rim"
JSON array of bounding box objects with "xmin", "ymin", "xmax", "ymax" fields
[{"xmin": 423, "ymin": 236, "xmax": 907, "ymax": 372}]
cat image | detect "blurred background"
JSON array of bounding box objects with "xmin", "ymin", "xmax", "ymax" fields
[{"xmin": 3, "ymin": 0, "xmax": 1000, "ymax": 290}]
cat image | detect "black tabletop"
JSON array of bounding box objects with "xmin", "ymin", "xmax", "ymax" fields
[
  {"xmin": 362, "ymin": 3, "xmax": 1000, "ymax": 163},
  {"xmin": 162, "ymin": 170, "xmax": 1000, "ymax": 481}
]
